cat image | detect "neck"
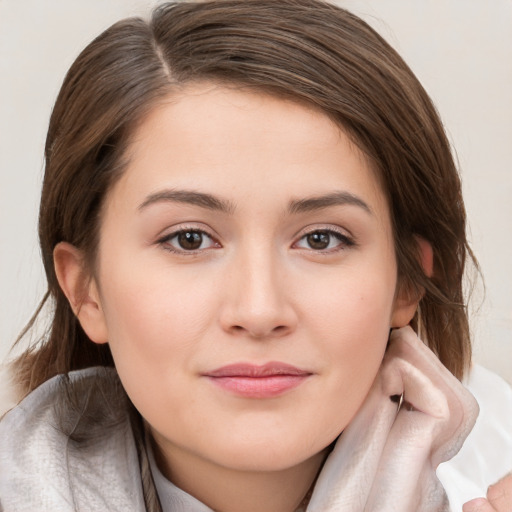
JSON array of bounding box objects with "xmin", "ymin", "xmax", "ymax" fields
[{"xmin": 150, "ymin": 433, "xmax": 328, "ymax": 512}]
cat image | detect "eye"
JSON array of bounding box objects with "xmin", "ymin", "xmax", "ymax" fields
[
  {"xmin": 294, "ymin": 229, "xmax": 353, "ymax": 251},
  {"xmin": 159, "ymin": 229, "xmax": 219, "ymax": 253}
]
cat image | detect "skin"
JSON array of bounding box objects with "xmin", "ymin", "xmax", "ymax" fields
[
  {"xmin": 463, "ymin": 474, "xmax": 512, "ymax": 512},
  {"xmin": 55, "ymin": 83, "xmax": 419, "ymax": 512}
]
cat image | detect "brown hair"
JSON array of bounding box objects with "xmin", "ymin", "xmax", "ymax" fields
[{"xmin": 14, "ymin": 0, "xmax": 476, "ymax": 394}]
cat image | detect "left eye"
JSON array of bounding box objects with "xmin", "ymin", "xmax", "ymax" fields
[
  {"xmin": 162, "ymin": 229, "xmax": 218, "ymax": 252},
  {"xmin": 295, "ymin": 230, "xmax": 351, "ymax": 251}
]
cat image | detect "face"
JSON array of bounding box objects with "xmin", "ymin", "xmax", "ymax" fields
[{"xmin": 73, "ymin": 83, "xmax": 416, "ymax": 475}]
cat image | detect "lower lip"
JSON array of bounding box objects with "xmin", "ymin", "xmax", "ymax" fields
[{"xmin": 206, "ymin": 375, "xmax": 310, "ymax": 398}]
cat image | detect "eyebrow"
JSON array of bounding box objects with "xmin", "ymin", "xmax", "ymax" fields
[
  {"xmin": 288, "ymin": 191, "xmax": 373, "ymax": 215},
  {"xmin": 138, "ymin": 188, "xmax": 372, "ymax": 216},
  {"xmin": 138, "ymin": 189, "xmax": 235, "ymax": 214}
]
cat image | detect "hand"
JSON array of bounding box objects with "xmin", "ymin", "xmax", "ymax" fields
[{"xmin": 463, "ymin": 473, "xmax": 512, "ymax": 512}]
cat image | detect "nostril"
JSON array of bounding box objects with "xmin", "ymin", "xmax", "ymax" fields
[{"xmin": 229, "ymin": 324, "xmax": 289, "ymax": 338}]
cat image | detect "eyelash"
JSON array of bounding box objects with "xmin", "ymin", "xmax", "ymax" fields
[
  {"xmin": 156, "ymin": 226, "xmax": 355, "ymax": 255},
  {"xmin": 293, "ymin": 228, "xmax": 355, "ymax": 253},
  {"xmin": 157, "ymin": 226, "xmax": 220, "ymax": 255}
]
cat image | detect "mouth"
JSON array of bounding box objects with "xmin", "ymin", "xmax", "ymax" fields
[{"xmin": 202, "ymin": 362, "xmax": 313, "ymax": 398}]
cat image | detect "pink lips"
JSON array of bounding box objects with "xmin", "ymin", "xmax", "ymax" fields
[{"xmin": 203, "ymin": 362, "xmax": 312, "ymax": 398}]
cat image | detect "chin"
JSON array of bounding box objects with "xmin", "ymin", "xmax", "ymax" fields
[{"xmin": 206, "ymin": 433, "xmax": 333, "ymax": 473}]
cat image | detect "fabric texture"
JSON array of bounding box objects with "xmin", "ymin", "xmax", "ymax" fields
[
  {"xmin": 145, "ymin": 435, "xmax": 212, "ymax": 512},
  {"xmin": 0, "ymin": 367, "xmax": 146, "ymax": 511},
  {"xmin": 306, "ymin": 326, "xmax": 479, "ymax": 511},
  {"xmin": 0, "ymin": 327, "xmax": 481, "ymax": 511},
  {"xmin": 437, "ymin": 364, "xmax": 512, "ymax": 509}
]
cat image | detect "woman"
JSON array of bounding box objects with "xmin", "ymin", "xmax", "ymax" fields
[{"xmin": 0, "ymin": 1, "xmax": 510, "ymax": 510}]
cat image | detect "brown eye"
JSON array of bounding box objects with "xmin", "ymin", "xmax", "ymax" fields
[
  {"xmin": 306, "ymin": 231, "xmax": 331, "ymax": 250},
  {"xmin": 177, "ymin": 231, "xmax": 203, "ymax": 250},
  {"xmin": 160, "ymin": 229, "xmax": 219, "ymax": 253},
  {"xmin": 294, "ymin": 228, "xmax": 354, "ymax": 252}
]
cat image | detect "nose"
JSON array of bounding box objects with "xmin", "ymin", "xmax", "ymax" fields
[{"xmin": 219, "ymin": 247, "xmax": 298, "ymax": 340}]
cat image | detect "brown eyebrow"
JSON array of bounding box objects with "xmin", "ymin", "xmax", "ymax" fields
[
  {"xmin": 138, "ymin": 189, "xmax": 371, "ymax": 217},
  {"xmin": 138, "ymin": 189, "xmax": 235, "ymax": 214},
  {"xmin": 288, "ymin": 191, "xmax": 373, "ymax": 215}
]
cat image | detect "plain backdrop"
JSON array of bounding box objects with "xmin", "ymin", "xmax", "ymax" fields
[{"xmin": 1, "ymin": 0, "xmax": 511, "ymax": 384}]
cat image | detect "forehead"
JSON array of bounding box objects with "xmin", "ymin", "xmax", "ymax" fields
[
  {"xmin": 109, "ymin": 82, "xmax": 388, "ymax": 220},
  {"xmin": 130, "ymin": 83, "xmax": 346, "ymax": 156}
]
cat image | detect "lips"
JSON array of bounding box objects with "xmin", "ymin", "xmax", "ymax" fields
[{"xmin": 203, "ymin": 362, "xmax": 312, "ymax": 398}]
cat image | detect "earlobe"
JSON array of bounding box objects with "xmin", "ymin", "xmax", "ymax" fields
[
  {"xmin": 391, "ymin": 237, "xmax": 434, "ymax": 328},
  {"xmin": 53, "ymin": 242, "xmax": 109, "ymax": 344},
  {"xmin": 390, "ymin": 295, "xmax": 418, "ymax": 329}
]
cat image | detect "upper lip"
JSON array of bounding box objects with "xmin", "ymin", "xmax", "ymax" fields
[{"xmin": 204, "ymin": 362, "xmax": 312, "ymax": 378}]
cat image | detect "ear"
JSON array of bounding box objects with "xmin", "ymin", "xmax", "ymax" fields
[
  {"xmin": 53, "ymin": 242, "xmax": 108, "ymax": 344},
  {"xmin": 390, "ymin": 236, "xmax": 434, "ymax": 328},
  {"xmin": 415, "ymin": 236, "xmax": 434, "ymax": 278}
]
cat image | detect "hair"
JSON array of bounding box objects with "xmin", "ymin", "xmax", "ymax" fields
[{"xmin": 14, "ymin": 0, "xmax": 476, "ymax": 395}]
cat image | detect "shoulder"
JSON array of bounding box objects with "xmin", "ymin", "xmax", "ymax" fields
[
  {"xmin": 438, "ymin": 364, "xmax": 512, "ymax": 511},
  {"xmin": 0, "ymin": 367, "xmax": 146, "ymax": 511}
]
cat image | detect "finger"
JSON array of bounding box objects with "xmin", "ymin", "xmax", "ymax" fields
[
  {"xmin": 487, "ymin": 473, "xmax": 512, "ymax": 511},
  {"xmin": 463, "ymin": 497, "xmax": 497, "ymax": 512}
]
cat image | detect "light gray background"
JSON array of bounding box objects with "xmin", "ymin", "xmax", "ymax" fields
[{"xmin": 1, "ymin": 0, "xmax": 511, "ymax": 383}]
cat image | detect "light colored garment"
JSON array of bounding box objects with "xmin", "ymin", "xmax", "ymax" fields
[
  {"xmin": 437, "ymin": 364, "xmax": 512, "ymax": 509},
  {"xmin": 0, "ymin": 367, "xmax": 146, "ymax": 511},
  {"xmin": 305, "ymin": 327, "xmax": 478, "ymax": 511},
  {"xmin": 146, "ymin": 436, "xmax": 213, "ymax": 512},
  {"xmin": 0, "ymin": 327, "xmax": 502, "ymax": 511}
]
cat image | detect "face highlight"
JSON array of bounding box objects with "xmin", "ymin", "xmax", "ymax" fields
[{"xmin": 77, "ymin": 84, "xmax": 416, "ymax": 480}]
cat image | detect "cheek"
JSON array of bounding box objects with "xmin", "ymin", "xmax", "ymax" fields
[
  {"xmin": 299, "ymin": 266, "xmax": 394, "ymax": 428},
  {"xmin": 302, "ymin": 258, "xmax": 396, "ymax": 340},
  {"xmin": 100, "ymin": 256, "xmax": 219, "ymax": 347},
  {"xmin": 96, "ymin": 260, "xmax": 221, "ymax": 403}
]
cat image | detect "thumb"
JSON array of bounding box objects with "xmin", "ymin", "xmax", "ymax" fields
[
  {"xmin": 487, "ymin": 473, "xmax": 512, "ymax": 512},
  {"xmin": 463, "ymin": 498, "xmax": 496, "ymax": 512}
]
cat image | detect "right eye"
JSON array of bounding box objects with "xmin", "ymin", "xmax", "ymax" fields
[{"xmin": 159, "ymin": 229, "xmax": 220, "ymax": 253}]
